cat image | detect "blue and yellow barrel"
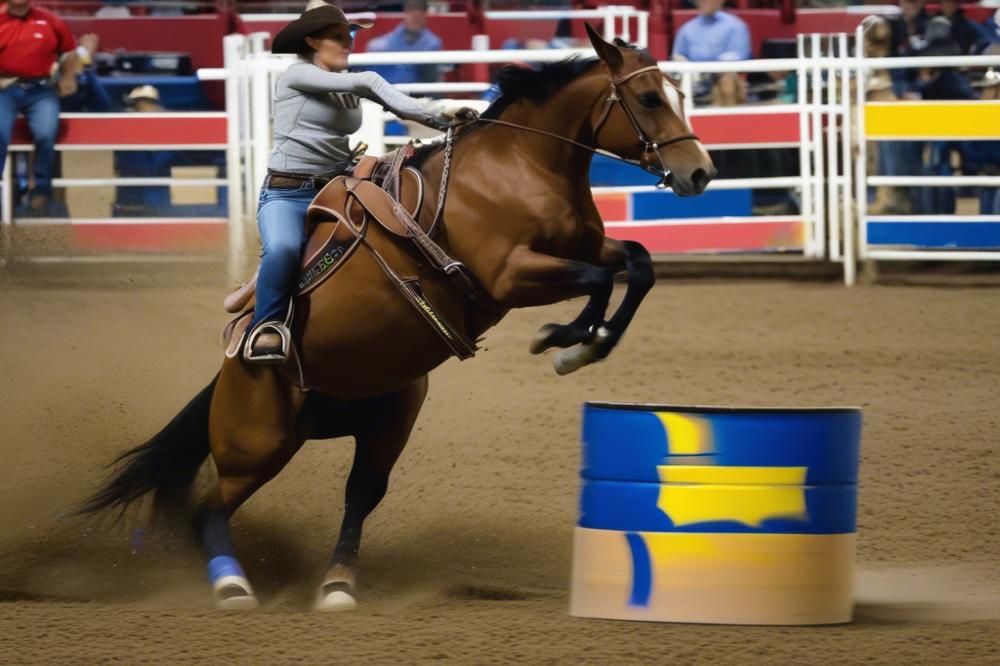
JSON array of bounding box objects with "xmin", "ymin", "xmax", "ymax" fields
[{"xmin": 570, "ymin": 402, "xmax": 862, "ymax": 625}]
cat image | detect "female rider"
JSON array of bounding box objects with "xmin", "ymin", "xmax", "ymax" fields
[{"xmin": 245, "ymin": 2, "xmax": 454, "ymax": 364}]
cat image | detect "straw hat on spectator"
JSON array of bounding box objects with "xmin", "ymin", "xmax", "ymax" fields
[
  {"xmin": 125, "ymin": 84, "xmax": 160, "ymax": 105},
  {"xmin": 271, "ymin": 1, "xmax": 375, "ymax": 55}
]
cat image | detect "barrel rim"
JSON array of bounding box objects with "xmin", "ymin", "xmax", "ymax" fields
[{"xmin": 585, "ymin": 402, "xmax": 862, "ymax": 414}]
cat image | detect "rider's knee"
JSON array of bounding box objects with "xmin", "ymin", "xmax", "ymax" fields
[{"xmin": 264, "ymin": 237, "xmax": 302, "ymax": 262}]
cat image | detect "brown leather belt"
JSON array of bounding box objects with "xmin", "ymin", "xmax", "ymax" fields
[{"xmin": 266, "ymin": 170, "xmax": 333, "ymax": 190}]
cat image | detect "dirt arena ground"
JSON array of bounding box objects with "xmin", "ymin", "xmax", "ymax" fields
[{"xmin": 1, "ymin": 267, "xmax": 998, "ymax": 664}]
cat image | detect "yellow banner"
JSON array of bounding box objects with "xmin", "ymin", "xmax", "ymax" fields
[{"xmin": 865, "ymin": 101, "xmax": 1000, "ymax": 139}]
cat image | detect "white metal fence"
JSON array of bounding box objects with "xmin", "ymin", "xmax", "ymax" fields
[{"xmin": 4, "ymin": 12, "xmax": 1000, "ymax": 286}]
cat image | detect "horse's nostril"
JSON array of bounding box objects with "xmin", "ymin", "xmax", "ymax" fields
[{"xmin": 691, "ymin": 168, "xmax": 708, "ymax": 190}]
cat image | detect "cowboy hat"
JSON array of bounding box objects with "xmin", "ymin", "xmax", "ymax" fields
[
  {"xmin": 124, "ymin": 84, "xmax": 160, "ymax": 104},
  {"xmin": 271, "ymin": 1, "xmax": 374, "ymax": 55},
  {"xmin": 913, "ymin": 16, "xmax": 962, "ymax": 57}
]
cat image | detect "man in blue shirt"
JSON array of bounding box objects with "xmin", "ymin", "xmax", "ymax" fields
[
  {"xmin": 365, "ymin": 0, "xmax": 442, "ymax": 85},
  {"xmin": 672, "ymin": 0, "xmax": 752, "ymax": 63}
]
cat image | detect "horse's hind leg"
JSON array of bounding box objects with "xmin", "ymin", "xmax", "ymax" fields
[
  {"xmin": 314, "ymin": 375, "xmax": 429, "ymax": 611},
  {"xmin": 196, "ymin": 360, "xmax": 308, "ymax": 609}
]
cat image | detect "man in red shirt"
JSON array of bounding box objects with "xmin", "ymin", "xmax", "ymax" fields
[{"xmin": 0, "ymin": 0, "xmax": 78, "ymax": 212}]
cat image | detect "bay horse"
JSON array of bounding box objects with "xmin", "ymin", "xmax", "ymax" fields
[{"xmin": 81, "ymin": 26, "xmax": 715, "ymax": 610}]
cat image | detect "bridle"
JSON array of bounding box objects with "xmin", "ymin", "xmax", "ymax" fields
[
  {"xmin": 470, "ymin": 63, "xmax": 701, "ymax": 188},
  {"xmin": 593, "ymin": 65, "xmax": 700, "ymax": 188}
]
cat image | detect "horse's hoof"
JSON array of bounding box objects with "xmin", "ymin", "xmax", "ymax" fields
[
  {"xmin": 553, "ymin": 345, "xmax": 593, "ymax": 375},
  {"xmin": 529, "ymin": 323, "xmax": 561, "ymax": 354},
  {"xmin": 314, "ymin": 586, "xmax": 358, "ymax": 612},
  {"xmin": 213, "ymin": 576, "xmax": 259, "ymax": 610}
]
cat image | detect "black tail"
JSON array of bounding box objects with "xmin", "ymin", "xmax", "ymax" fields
[{"xmin": 77, "ymin": 376, "xmax": 218, "ymax": 516}]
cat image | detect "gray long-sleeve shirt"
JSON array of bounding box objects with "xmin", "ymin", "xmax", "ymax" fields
[{"xmin": 268, "ymin": 62, "xmax": 441, "ymax": 174}]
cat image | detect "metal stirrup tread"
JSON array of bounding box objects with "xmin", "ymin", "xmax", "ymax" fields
[{"xmin": 243, "ymin": 303, "xmax": 295, "ymax": 365}]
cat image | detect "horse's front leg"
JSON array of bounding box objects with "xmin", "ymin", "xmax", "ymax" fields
[
  {"xmin": 551, "ymin": 239, "xmax": 655, "ymax": 375},
  {"xmin": 528, "ymin": 238, "xmax": 626, "ymax": 355}
]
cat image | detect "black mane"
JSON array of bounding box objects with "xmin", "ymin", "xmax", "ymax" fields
[
  {"xmin": 481, "ymin": 56, "xmax": 600, "ymax": 120},
  {"xmin": 407, "ymin": 57, "xmax": 600, "ymax": 169}
]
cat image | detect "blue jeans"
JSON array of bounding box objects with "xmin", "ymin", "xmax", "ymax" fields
[
  {"xmin": 0, "ymin": 81, "xmax": 60, "ymax": 196},
  {"xmin": 250, "ymin": 180, "xmax": 318, "ymax": 327},
  {"xmin": 921, "ymin": 141, "xmax": 956, "ymax": 215},
  {"xmin": 877, "ymin": 140, "xmax": 925, "ymax": 213}
]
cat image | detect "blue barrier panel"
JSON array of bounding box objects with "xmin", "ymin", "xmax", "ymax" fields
[
  {"xmin": 579, "ymin": 479, "xmax": 857, "ymax": 533},
  {"xmin": 632, "ymin": 189, "xmax": 753, "ymax": 219},
  {"xmin": 589, "ymin": 154, "xmax": 658, "ymax": 186},
  {"xmin": 868, "ymin": 220, "xmax": 1000, "ymax": 249}
]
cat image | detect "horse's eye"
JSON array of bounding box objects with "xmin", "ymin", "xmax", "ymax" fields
[{"xmin": 638, "ymin": 93, "xmax": 662, "ymax": 108}]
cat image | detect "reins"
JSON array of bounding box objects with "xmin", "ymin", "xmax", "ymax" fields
[{"xmin": 467, "ymin": 65, "xmax": 701, "ymax": 188}]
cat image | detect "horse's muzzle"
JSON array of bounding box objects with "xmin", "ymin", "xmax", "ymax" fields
[{"xmin": 672, "ymin": 166, "xmax": 716, "ymax": 197}]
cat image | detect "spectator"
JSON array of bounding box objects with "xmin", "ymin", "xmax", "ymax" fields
[
  {"xmin": 937, "ymin": 0, "xmax": 992, "ymax": 54},
  {"xmin": 862, "ymin": 14, "xmax": 894, "ymax": 99},
  {"xmin": 111, "ymin": 84, "xmax": 225, "ymax": 218},
  {"xmin": 549, "ymin": 18, "xmax": 583, "ymax": 49},
  {"xmin": 985, "ymin": 8, "xmax": 1000, "ymax": 44},
  {"xmin": 672, "ymin": 0, "xmax": 751, "ymax": 103},
  {"xmin": 910, "ymin": 21, "xmax": 972, "ymax": 214},
  {"xmin": 124, "ymin": 84, "xmax": 163, "ymax": 112},
  {"xmin": 59, "ymin": 33, "xmax": 113, "ymax": 112},
  {"xmin": 0, "ymin": 0, "xmax": 79, "ymax": 214},
  {"xmin": 672, "ymin": 0, "xmax": 752, "ymax": 63},
  {"xmin": 963, "ymin": 50, "xmax": 1000, "ymax": 214},
  {"xmin": 862, "ymin": 15, "xmax": 912, "ymax": 215},
  {"xmin": 948, "ymin": 41, "xmax": 999, "ymax": 215},
  {"xmin": 366, "ymin": 0, "xmax": 443, "ymax": 84},
  {"xmin": 890, "ymin": 0, "xmax": 930, "ymax": 60},
  {"xmin": 873, "ymin": 2, "xmax": 932, "ymax": 214},
  {"xmin": 114, "ymin": 85, "xmax": 172, "ymax": 217},
  {"xmin": 94, "ymin": 1, "xmax": 130, "ymax": 18}
]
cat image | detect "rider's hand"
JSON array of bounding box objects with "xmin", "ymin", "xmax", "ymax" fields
[{"xmin": 430, "ymin": 106, "xmax": 479, "ymax": 130}]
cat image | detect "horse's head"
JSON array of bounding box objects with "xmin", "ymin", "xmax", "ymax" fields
[{"xmin": 585, "ymin": 25, "xmax": 716, "ymax": 196}]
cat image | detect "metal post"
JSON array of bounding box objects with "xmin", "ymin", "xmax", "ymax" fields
[
  {"xmin": 840, "ymin": 32, "xmax": 856, "ymax": 286},
  {"xmin": 810, "ymin": 33, "xmax": 826, "ymax": 259},
  {"xmin": 637, "ymin": 11, "xmax": 649, "ymax": 49},
  {"xmin": 681, "ymin": 72, "xmax": 694, "ymax": 116},
  {"xmin": 1, "ymin": 154, "xmax": 11, "ymax": 265},
  {"xmin": 854, "ymin": 25, "xmax": 868, "ymax": 270},
  {"xmin": 796, "ymin": 35, "xmax": 813, "ymax": 258},
  {"xmin": 826, "ymin": 35, "xmax": 839, "ymax": 261},
  {"xmin": 223, "ymin": 33, "xmax": 246, "ymax": 283},
  {"xmin": 239, "ymin": 41, "xmax": 254, "ymax": 225},
  {"xmin": 353, "ymin": 100, "xmax": 386, "ymax": 157},
  {"xmin": 249, "ymin": 49, "xmax": 271, "ymax": 216}
]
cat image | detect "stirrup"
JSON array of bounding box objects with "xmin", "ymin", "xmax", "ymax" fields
[{"xmin": 243, "ymin": 304, "xmax": 294, "ymax": 366}]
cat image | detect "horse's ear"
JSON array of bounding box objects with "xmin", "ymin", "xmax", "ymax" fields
[{"xmin": 585, "ymin": 23, "xmax": 623, "ymax": 71}]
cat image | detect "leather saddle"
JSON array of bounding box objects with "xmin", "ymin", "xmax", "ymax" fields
[
  {"xmin": 223, "ymin": 154, "xmax": 426, "ymax": 318},
  {"xmin": 223, "ymin": 144, "xmax": 486, "ymax": 369}
]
